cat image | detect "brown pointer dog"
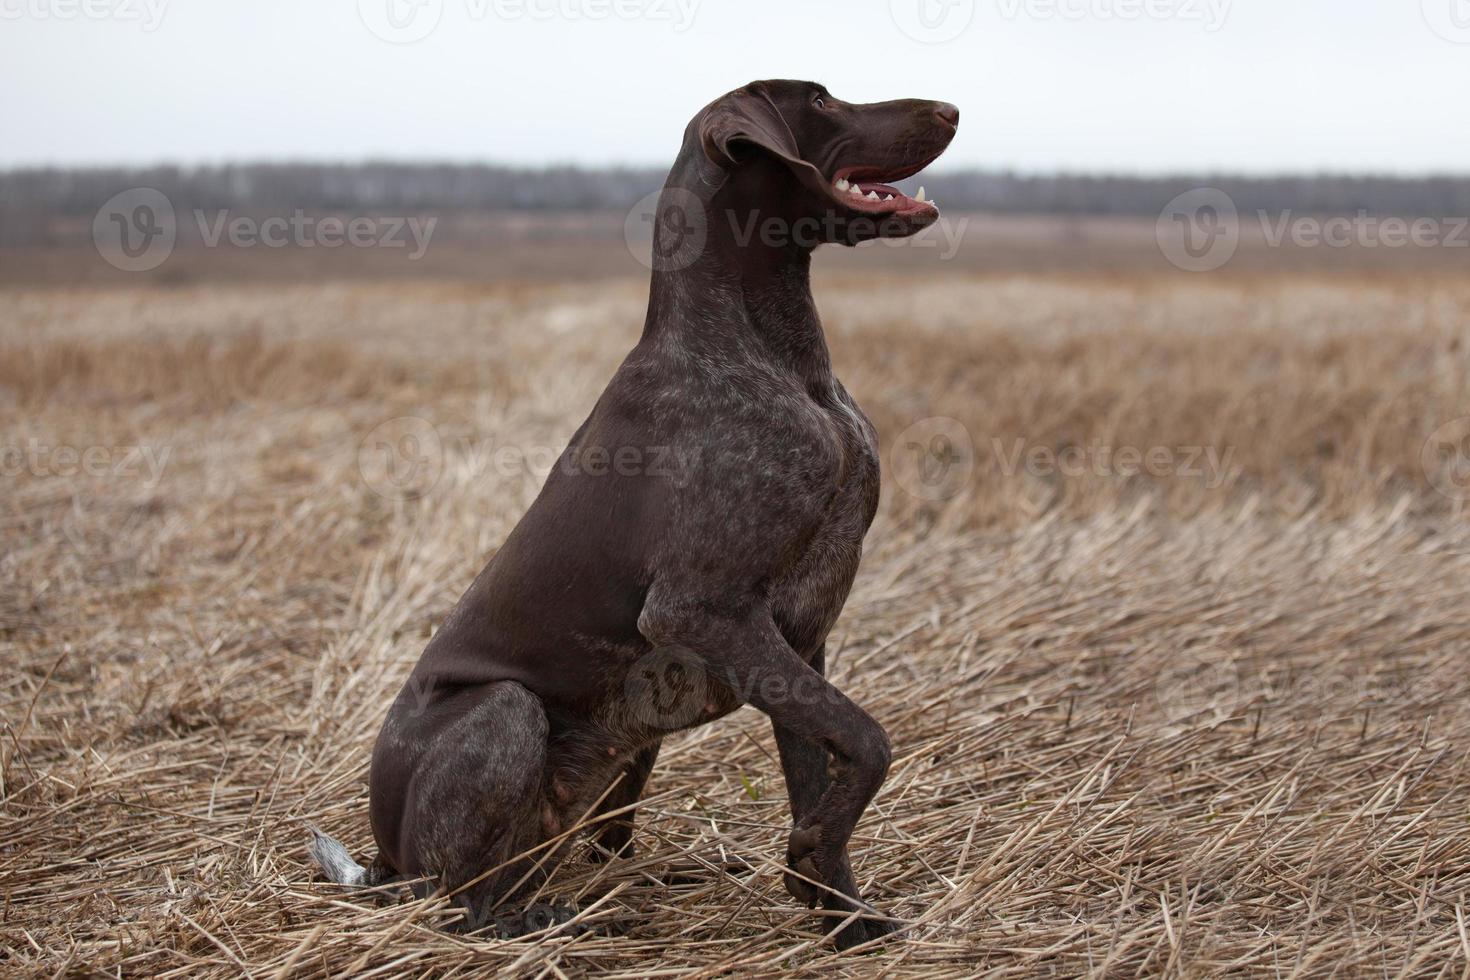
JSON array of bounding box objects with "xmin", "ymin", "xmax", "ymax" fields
[{"xmin": 310, "ymin": 79, "xmax": 958, "ymax": 950}]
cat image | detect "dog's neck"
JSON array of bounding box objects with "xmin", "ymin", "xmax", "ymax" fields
[{"xmin": 641, "ymin": 180, "xmax": 833, "ymax": 388}]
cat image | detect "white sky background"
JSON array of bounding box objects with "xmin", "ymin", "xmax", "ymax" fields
[{"xmin": 2, "ymin": 0, "xmax": 1467, "ymax": 174}]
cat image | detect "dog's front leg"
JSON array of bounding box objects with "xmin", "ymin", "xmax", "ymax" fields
[
  {"xmin": 639, "ymin": 599, "xmax": 896, "ymax": 950},
  {"xmin": 771, "ymin": 645, "xmax": 897, "ymax": 949},
  {"xmin": 588, "ymin": 741, "xmax": 660, "ymax": 861}
]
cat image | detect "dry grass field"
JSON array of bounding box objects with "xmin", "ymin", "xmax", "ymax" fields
[{"xmin": 4, "ymin": 232, "xmax": 1470, "ymax": 975}]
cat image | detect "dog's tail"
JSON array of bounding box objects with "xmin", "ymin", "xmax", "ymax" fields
[{"xmin": 305, "ymin": 825, "xmax": 388, "ymax": 887}]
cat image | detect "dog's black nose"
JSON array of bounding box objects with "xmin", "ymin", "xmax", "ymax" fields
[{"xmin": 933, "ymin": 103, "xmax": 960, "ymax": 128}]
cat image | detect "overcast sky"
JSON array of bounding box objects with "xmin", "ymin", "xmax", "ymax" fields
[{"xmin": 3, "ymin": 0, "xmax": 1467, "ymax": 173}]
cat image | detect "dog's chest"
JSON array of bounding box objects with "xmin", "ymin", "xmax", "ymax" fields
[{"xmin": 770, "ymin": 391, "xmax": 881, "ymax": 656}]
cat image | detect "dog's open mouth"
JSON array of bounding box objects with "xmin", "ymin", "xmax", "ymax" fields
[{"xmin": 830, "ymin": 166, "xmax": 938, "ymax": 217}]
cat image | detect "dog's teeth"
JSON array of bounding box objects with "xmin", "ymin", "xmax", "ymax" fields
[
  {"xmin": 835, "ymin": 178, "xmax": 850, "ymax": 191},
  {"xmin": 849, "ymin": 184, "xmax": 865, "ymax": 197},
  {"xmin": 866, "ymin": 191, "xmax": 879, "ymax": 200},
  {"xmin": 915, "ymin": 186, "xmax": 927, "ymax": 203},
  {"xmin": 884, "ymin": 194, "xmax": 894, "ymax": 201}
]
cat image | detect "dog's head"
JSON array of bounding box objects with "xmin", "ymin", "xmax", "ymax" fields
[{"xmin": 689, "ymin": 79, "xmax": 958, "ymax": 245}]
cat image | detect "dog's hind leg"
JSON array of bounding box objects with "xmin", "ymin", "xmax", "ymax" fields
[{"xmin": 384, "ymin": 680, "xmax": 557, "ymax": 932}]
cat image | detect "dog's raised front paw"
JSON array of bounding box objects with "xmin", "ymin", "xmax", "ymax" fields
[{"xmin": 783, "ymin": 823, "xmax": 824, "ymax": 905}]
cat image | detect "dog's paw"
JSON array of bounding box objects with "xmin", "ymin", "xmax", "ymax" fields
[
  {"xmin": 783, "ymin": 824, "xmax": 824, "ymax": 906},
  {"xmin": 488, "ymin": 902, "xmax": 589, "ymax": 939},
  {"xmin": 831, "ymin": 912, "xmax": 899, "ymax": 952},
  {"xmin": 784, "ymin": 856, "xmax": 823, "ymax": 906}
]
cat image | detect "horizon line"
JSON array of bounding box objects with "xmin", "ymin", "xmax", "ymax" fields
[{"xmin": 6, "ymin": 159, "xmax": 1470, "ymax": 182}]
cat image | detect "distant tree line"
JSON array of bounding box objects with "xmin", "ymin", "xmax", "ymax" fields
[
  {"xmin": 929, "ymin": 171, "xmax": 1470, "ymax": 218},
  {"xmin": 4, "ymin": 162, "xmax": 1470, "ymax": 247}
]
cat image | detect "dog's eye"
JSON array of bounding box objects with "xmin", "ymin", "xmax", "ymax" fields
[{"xmin": 813, "ymin": 96, "xmax": 826, "ymax": 109}]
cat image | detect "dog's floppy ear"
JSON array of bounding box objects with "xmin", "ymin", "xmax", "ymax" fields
[
  {"xmin": 698, "ymin": 86, "xmax": 827, "ymax": 194},
  {"xmin": 699, "ymin": 87, "xmax": 798, "ymax": 167}
]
